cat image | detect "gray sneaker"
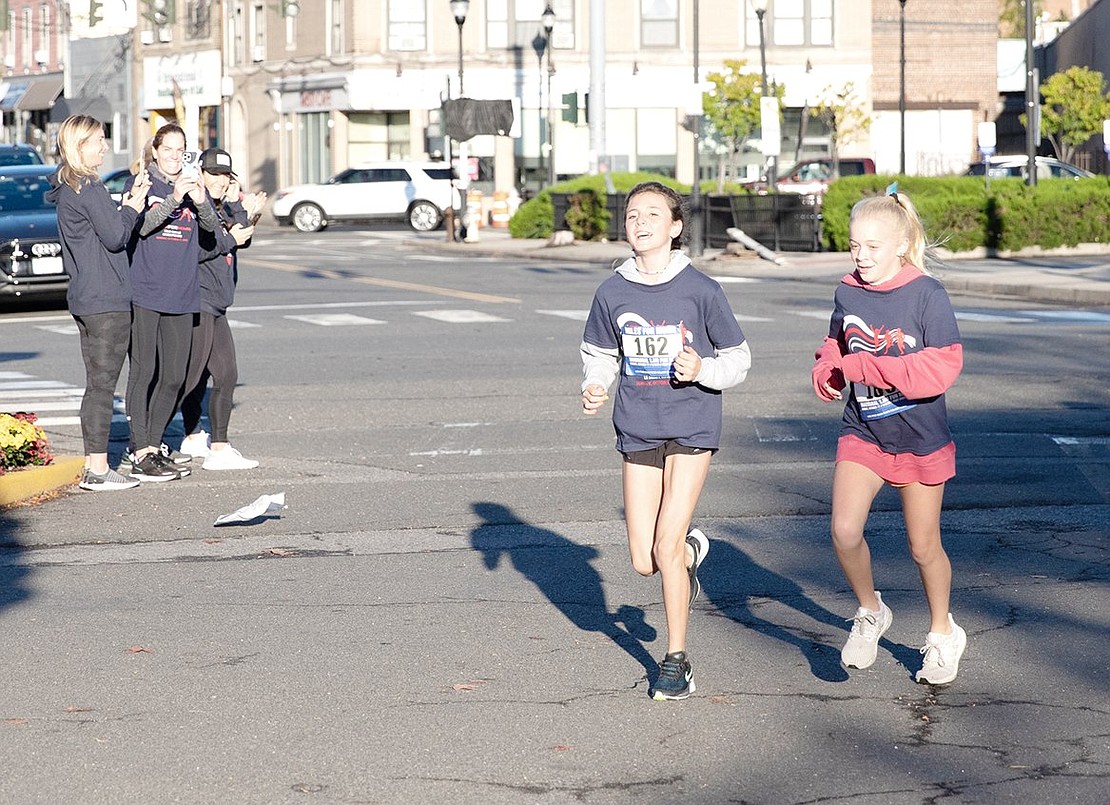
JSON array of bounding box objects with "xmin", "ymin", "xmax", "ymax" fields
[
  {"xmin": 916, "ymin": 614, "xmax": 967, "ymax": 685},
  {"xmin": 841, "ymin": 591, "xmax": 893, "ymax": 669},
  {"xmin": 79, "ymin": 468, "xmax": 140, "ymax": 491}
]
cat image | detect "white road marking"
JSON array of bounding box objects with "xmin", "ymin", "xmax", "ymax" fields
[
  {"xmin": 412, "ymin": 310, "xmax": 511, "ymax": 323},
  {"xmin": 712, "ymin": 276, "xmax": 760, "ymax": 283},
  {"xmin": 1016, "ymin": 310, "xmax": 1110, "ymax": 323},
  {"xmin": 955, "ymin": 312, "xmax": 1036, "ymax": 323},
  {"xmin": 283, "ymin": 313, "xmax": 386, "ymax": 326},
  {"xmin": 537, "ymin": 310, "xmax": 590, "ymax": 321},
  {"xmin": 35, "ymin": 324, "xmax": 80, "ymax": 335}
]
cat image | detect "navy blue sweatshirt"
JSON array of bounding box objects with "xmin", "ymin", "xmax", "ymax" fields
[
  {"xmin": 125, "ymin": 166, "xmax": 218, "ymax": 314},
  {"xmin": 196, "ymin": 197, "xmax": 250, "ymax": 315},
  {"xmin": 45, "ymin": 173, "xmax": 139, "ymax": 316}
]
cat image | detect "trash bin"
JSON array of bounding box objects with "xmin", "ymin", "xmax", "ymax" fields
[
  {"xmin": 466, "ymin": 190, "xmax": 484, "ymax": 229},
  {"xmin": 490, "ymin": 191, "xmax": 510, "ymax": 228}
]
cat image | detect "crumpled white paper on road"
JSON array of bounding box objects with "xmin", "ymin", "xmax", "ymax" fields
[{"xmin": 213, "ymin": 492, "xmax": 286, "ymax": 526}]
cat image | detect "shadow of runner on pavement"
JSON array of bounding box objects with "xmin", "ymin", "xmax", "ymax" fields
[
  {"xmin": 470, "ymin": 501, "xmax": 659, "ymax": 688},
  {"xmin": 0, "ymin": 514, "xmax": 32, "ymax": 614},
  {"xmin": 700, "ymin": 535, "xmax": 855, "ymax": 683}
]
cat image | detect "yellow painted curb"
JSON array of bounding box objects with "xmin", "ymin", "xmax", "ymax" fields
[{"xmin": 0, "ymin": 456, "xmax": 84, "ymax": 507}]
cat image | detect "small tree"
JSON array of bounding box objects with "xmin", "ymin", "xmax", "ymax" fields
[
  {"xmin": 810, "ymin": 82, "xmax": 871, "ymax": 174},
  {"xmin": 999, "ymin": 0, "xmax": 1042, "ymax": 39},
  {"xmin": 1023, "ymin": 66, "xmax": 1110, "ymax": 165},
  {"xmin": 702, "ymin": 59, "xmax": 785, "ymax": 190}
]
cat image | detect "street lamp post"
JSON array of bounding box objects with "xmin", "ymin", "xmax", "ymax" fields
[
  {"xmin": 1024, "ymin": 0, "xmax": 1038, "ymax": 187},
  {"xmin": 449, "ymin": 0, "xmax": 470, "ymax": 238},
  {"xmin": 898, "ymin": 0, "xmax": 907, "ymax": 175},
  {"xmin": 542, "ymin": 5, "xmax": 555, "ymax": 188},
  {"xmin": 689, "ymin": 0, "xmax": 703, "ymax": 257},
  {"xmin": 751, "ymin": 0, "xmax": 774, "ymax": 193}
]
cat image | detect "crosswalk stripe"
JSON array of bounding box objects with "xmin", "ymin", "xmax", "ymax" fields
[
  {"xmin": 283, "ymin": 313, "xmax": 386, "ymax": 326},
  {"xmin": 412, "ymin": 310, "xmax": 511, "ymax": 323}
]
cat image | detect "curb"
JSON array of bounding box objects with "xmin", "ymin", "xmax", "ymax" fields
[{"xmin": 0, "ymin": 456, "xmax": 84, "ymax": 507}]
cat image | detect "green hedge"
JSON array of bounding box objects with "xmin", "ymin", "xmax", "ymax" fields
[
  {"xmin": 508, "ymin": 172, "xmax": 751, "ymax": 240},
  {"xmin": 823, "ymin": 175, "xmax": 1110, "ymax": 253}
]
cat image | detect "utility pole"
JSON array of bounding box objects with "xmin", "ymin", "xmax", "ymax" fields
[
  {"xmin": 1024, "ymin": 0, "xmax": 1038, "ymax": 187},
  {"xmin": 688, "ymin": 0, "xmax": 703, "ymax": 257}
]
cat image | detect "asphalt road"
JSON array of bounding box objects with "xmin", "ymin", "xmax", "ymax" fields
[{"xmin": 1, "ymin": 226, "xmax": 1106, "ymax": 804}]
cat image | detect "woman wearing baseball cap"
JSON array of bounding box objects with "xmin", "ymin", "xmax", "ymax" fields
[{"xmin": 176, "ymin": 147, "xmax": 267, "ymax": 470}]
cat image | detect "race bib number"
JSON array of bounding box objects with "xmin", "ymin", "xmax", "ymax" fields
[
  {"xmin": 622, "ymin": 323, "xmax": 684, "ymax": 379},
  {"xmin": 853, "ymin": 382, "xmax": 918, "ymax": 421}
]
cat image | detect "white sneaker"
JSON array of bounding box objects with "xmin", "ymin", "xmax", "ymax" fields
[
  {"xmin": 841, "ymin": 591, "xmax": 893, "ymax": 669},
  {"xmin": 179, "ymin": 430, "xmax": 211, "ymax": 459},
  {"xmin": 916, "ymin": 614, "xmax": 967, "ymax": 685},
  {"xmin": 686, "ymin": 528, "xmax": 710, "ymax": 609},
  {"xmin": 202, "ymin": 445, "xmax": 259, "ymax": 471}
]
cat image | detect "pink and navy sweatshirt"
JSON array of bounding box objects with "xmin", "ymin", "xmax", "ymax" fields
[{"xmin": 812, "ymin": 265, "xmax": 963, "ymax": 457}]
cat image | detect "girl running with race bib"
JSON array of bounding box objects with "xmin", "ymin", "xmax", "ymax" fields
[
  {"xmin": 581, "ymin": 181, "xmax": 751, "ymax": 701},
  {"xmin": 812, "ymin": 187, "xmax": 967, "ymax": 685}
]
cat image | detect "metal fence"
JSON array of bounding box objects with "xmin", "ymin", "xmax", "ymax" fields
[{"xmin": 551, "ymin": 191, "xmax": 823, "ymax": 252}]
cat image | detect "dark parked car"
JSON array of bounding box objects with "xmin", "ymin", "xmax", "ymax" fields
[
  {"xmin": 0, "ymin": 165, "xmax": 66, "ymax": 301},
  {"xmin": 101, "ymin": 167, "xmax": 132, "ymax": 203},
  {"xmin": 0, "ymin": 144, "xmax": 45, "ymax": 166}
]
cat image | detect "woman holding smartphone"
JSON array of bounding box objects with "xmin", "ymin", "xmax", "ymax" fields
[
  {"xmin": 123, "ymin": 122, "xmax": 221, "ymax": 481},
  {"xmin": 46, "ymin": 115, "xmax": 151, "ymax": 490},
  {"xmin": 176, "ymin": 148, "xmax": 265, "ymax": 470}
]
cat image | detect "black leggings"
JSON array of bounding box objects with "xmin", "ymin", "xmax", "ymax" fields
[
  {"xmin": 126, "ymin": 306, "xmax": 194, "ymax": 451},
  {"xmin": 74, "ymin": 311, "xmax": 131, "ymax": 455},
  {"xmin": 180, "ymin": 312, "xmax": 238, "ymax": 443}
]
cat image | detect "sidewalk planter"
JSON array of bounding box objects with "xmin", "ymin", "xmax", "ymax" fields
[{"xmin": 0, "ymin": 456, "xmax": 83, "ymax": 507}]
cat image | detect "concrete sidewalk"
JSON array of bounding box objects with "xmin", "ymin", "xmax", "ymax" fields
[{"xmin": 415, "ymin": 228, "xmax": 1110, "ymax": 307}]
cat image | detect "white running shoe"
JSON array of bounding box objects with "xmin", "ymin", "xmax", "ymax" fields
[
  {"xmin": 916, "ymin": 614, "xmax": 967, "ymax": 685},
  {"xmin": 686, "ymin": 528, "xmax": 710, "ymax": 609},
  {"xmin": 179, "ymin": 430, "xmax": 211, "ymax": 459},
  {"xmin": 202, "ymin": 445, "xmax": 259, "ymax": 471},
  {"xmin": 841, "ymin": 591, "xmax": 893, "ymax": 669}
]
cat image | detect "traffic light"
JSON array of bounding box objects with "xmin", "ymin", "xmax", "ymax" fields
[
  {"xmin": 561, "ymin": 92, "xmax": 577, "ymax": 124},
  {"xmin": 143, "ymin": 0, "xmax": 175, "ymax": 27},
  {"xmin": 281, "ymin": 0, "xmax": 300, "ymax": 16},
  {"xmin": 89, "ymin": 0, "xmax": 103, "ymax": 26}
]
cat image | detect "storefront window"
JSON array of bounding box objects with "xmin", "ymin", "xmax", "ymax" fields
[{"xmin": 298, "ymin": 112, "xmax": 331, "ymax": 183}]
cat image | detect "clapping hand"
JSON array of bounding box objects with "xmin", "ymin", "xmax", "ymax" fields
[{"xmin": 122, "ymin": 169, "xmax": 151, "ymax": 212}]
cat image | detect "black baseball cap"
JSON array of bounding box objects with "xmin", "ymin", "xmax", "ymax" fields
[{"xmin": 199, "ymin": 148, "xmax": 236, "ymax": 177}]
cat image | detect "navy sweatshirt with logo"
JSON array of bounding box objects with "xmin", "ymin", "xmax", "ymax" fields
[
  {"xmin": 45, "ymin": 174, "xmax": 139, "ymax": 316},
  {"xmin": 124, "ymin": 166, "xmax": 219, "ymax": 314}
]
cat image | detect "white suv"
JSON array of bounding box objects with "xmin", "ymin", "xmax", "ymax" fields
[{"xmin": 271, "ymin": 161, "xmax": 458, "ymax": 233}]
